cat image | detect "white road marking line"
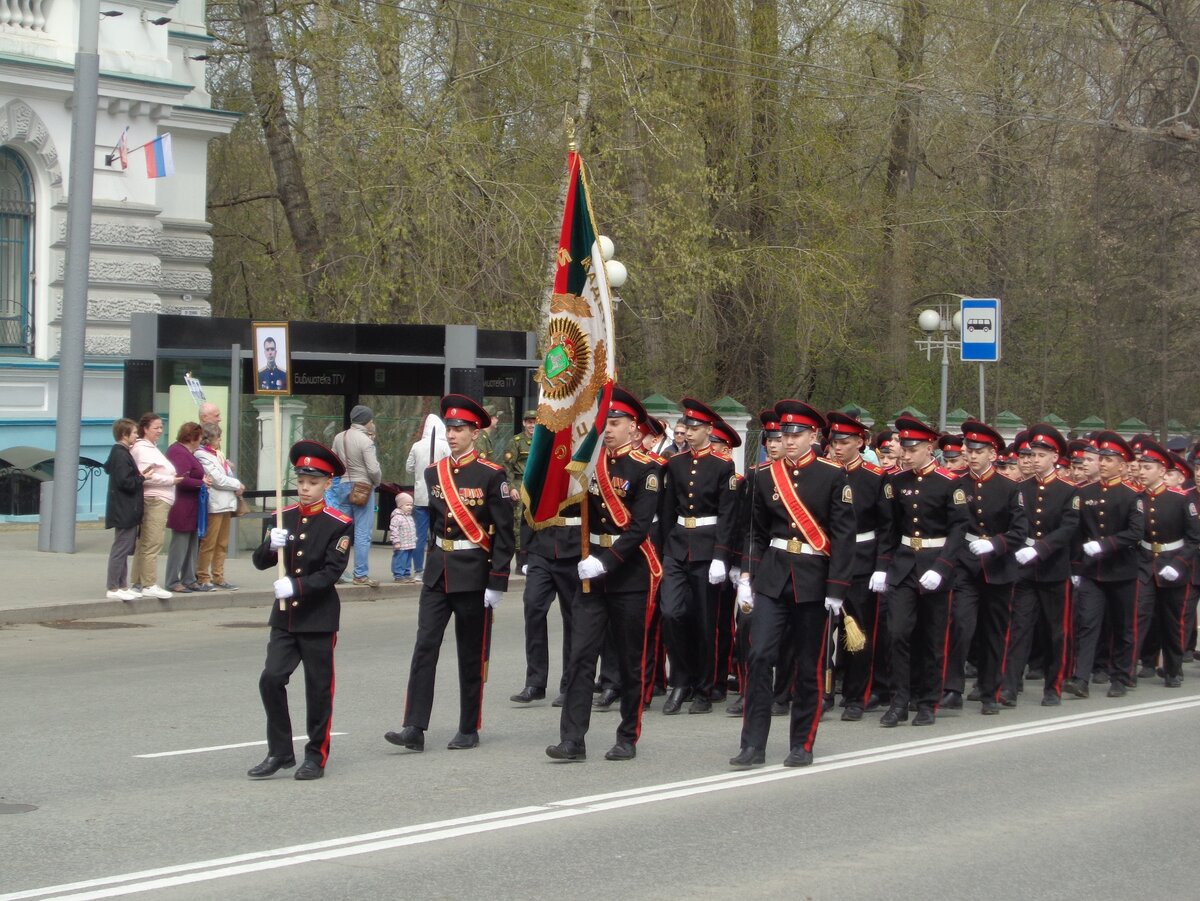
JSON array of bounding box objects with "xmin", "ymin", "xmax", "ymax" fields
[
  {"xmin": 134, "ymin": 734, "xmax": 348, "ymax": 759},
  {"xmin": 9, "ymin": 696, "xmax": 1199, "ymax": 901}
]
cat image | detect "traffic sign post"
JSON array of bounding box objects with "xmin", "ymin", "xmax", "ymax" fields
[{"xmin": 960, "ymin": 297, "xmax": 1001, "ymax": 362}]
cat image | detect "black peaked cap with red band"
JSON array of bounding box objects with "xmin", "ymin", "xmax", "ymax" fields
[
  {"xmin": 938, "ymin": 433, "xmax": 966, "ymax": 456},
  {"xmin": 1093, "ymin": 430, "xmax": 1134, "ymax": 461},
  {"xmin": 711, "ymin": 417, "xmax": 742, "ymax": 448},
  {"xmin": 1138, "ymin": 437, "xmax": 1171, "ymax": 467},
  {"xmin": 441, "ymin": 394, "xmax": 491, "ymax": 430},
  {"xmin": 291, "ymin": 439, "xmax": 346, "ymax": 478},
  {"xmin": 961, "ymin": 419, "xmax": 1005, "ymax": 452},
  {"xmin": 640, "ymin": 416, "xmax": 666, "ymax": 438},
  {"xmin": 609, "ymin": 385, "xmax": 648, "ymax": 426},
  {"xmin": 870, "ymin": 429, "xmax": 895, "ymax": 451},
  {"xmin": 826, "ymin": 410, "xmax": 869, "ymax": 440},
  {"xmin": 1169, "ymin": 451, "xmax": 1194, "ymax": 481},
  {"xmin": 895, "ymin": 414, "xmax": 938, "ymax": 446},
  {"xmin": 759, "ymin": 408, "xmax": 782, "ymax": 441},
  {"xmin": 1068, "ymin": 438, "xmax": 1096, "ymax": 460},
  {"xmin": 1024, "ymin": 422, "xmax": 1067, "ymax": 458},
  {"xmin": 679, "ymin": 397, "xmax": 718, "ymax": 427},
  {"xmin": 775, "ymin": 399, "xmax": 826, "ymax": 434}
]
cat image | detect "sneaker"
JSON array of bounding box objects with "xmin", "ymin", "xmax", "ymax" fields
[
  {"xmin": 192, "ymin": 583, "xmax": 214, "ymax": 592},
  {"xmin": 352, "ymin": 576, "xmax": 380, "ymax": 588},
  {"xmin": 126, "ymin": 586, "xmax": 144, "ymax": 599},
  {"xmin": 215, "ymin": 582, "xmax": 239, "ymax": 591},
  {"xmin": 106, "ymin": 589, "xmax": 137, "ymax": 601},
  {"xmin": 168, "ymin": 583, "xmax": 191, "ymax": 593},
  {"xmin": 142, "ymin": 584, "xmax": 173, "ymax": 599}
]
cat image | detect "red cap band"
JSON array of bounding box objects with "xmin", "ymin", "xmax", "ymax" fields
[
  {"xmin": 610, "ymin": 399, "xmax": 640, "ymax": 420},
  {"xmin": 683, "ymin": 407, "xmax": 715, "ymax": 424},
  {"xmin": 296, "ymin": 455, "xmax": 335, "ymax": 475},
  {"xmin": 445, "ymin": 406, "xmax": 484, "ymax": 428},
  {"xmin": 781, "ymin": 412, "xmax": 821, "ymax": 430},
  {"xmin": 898, "ymin": 428, "xmax": 934, "ymax": 441},
  {"xmin": 829, "ymin": 422, "xmax": 866, "ymax": 436},
  {"xmin": 1141, "ymin": 448, "xmax": 1169, "ymax": 466}
]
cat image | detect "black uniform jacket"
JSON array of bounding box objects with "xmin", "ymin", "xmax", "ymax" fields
[
  {"xmin": 424, "ymin": 450, "xmax": 514, "ymax": 593},
  {"xmin": 254, "ymin": 501, "xmax": 352, "ymax": 632},
  {"xmin": 1139, "ymin": 483, "xmax": 1200, "ymax": 586},
  {"xmin": 1017, "ymin": 471, "xmax": 1079, "ymax": 582},
  {"xmin": 1072, "ymin": 476, "xmax": 1144, "ymax": 581},
  {"xmin": 745, "ymin": 451, "xmax": 856, "ymax": 603},
  {"xmin": 587, "ymin": 443, "xmax": 660, "ymax": 594},
  {"xmin": 877, "ymin": 461, "xmax": 970, "ymax": 587},
  {"xmin": 660, "ymin": 445, "xmax": 739, "ymax": 564},
  {"xmin": 525, "ymin": 500, "xmax": 582, "ymax": 560},
  {"xmin": 843, "ymin": 456, "xmax": 893, "ymax": 578},
  {"xmin": 959, "ymin": 465, "xmax": 1028, "ymax": 584}
]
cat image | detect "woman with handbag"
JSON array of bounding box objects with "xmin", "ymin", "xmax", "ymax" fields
[
  {"xmin": 195, "ymin": 421, "xmax": 244, "ymax": 591},
  {"xmin": 328, "ymin": 404, "xmax": 382, "ymax": 587}
]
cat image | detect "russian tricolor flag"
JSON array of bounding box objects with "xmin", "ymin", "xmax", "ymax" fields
[{"xmin": 144, "ymin": 133, "xmax": 174, "ymax": 179}]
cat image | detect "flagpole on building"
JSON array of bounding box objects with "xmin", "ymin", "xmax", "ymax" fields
[{"xmin": 48, "ymin": 0, "xmax": 102, "ymax": 553}]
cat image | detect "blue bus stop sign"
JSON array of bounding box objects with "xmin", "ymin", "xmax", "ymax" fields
[{"xmin": 960, "ymin": 297, "xmax": 1000, "ymax": 362}]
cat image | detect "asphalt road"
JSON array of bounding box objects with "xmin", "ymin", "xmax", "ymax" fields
[{"xmin": 3, "ymin": 598, "xmax": 1199, "ymax": 900}]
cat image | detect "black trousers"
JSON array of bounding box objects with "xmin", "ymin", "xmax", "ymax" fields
[
  {"xmin": 259, "ymin": 628, "xmax": 336, "ymax": 765},
  {"xmin": 1144, "ymin": 580, "xmax": 1190, "ymax": 677},
  {"xmin": 841, "ymin": 578, "xmax": 882, "ymax": 707},
  {"xmin": 949, "ymin": 577, "xmax": 1015, "ymax": 699},
  {"xmin": 1073, "ymin": 578, "xmax": 1140, "ymax": 688},
  {"xmin": 1137, "ymin": 577, "xmax": 1157, "ymax": 665},
  {"xmin": 404, "ymin": 587, "xmax": 488, "ymax": 734},
  {"xmin": 740, "ymin": 595, "xmax": 827, "ymax": 753},
  {"xmin": 520, "ymin": 553, "xmax": 577, "ymax": 692},
  {"xmin": 660, "ymin": 557, "xmax": 717, "ymax": 695},
  {"xmin": 1005, "ymin": 580, "xmax": 1070, "ymax": 698},
  {"xmin": 713, "ymin": 578, "xmax": 736, "ymax": 697},
  {"xmin": 732, "ymin": 608, "xmax": 793, "ymax": 701},
  {"xmin": 559, "ymin": 586, "xmax": 652, "ymax": 748},
  {"xmin": 886, "ymin": 576, "xmax": 953, "ymax": 708},
  {"xmin": 944, "ymin": 572, "xmax": 979, "ymax": 695}
]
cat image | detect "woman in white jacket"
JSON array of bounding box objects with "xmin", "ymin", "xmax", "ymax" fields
[
  {"xmin": 195, "ymin": 421, "xmax": 244, "ymax": 591},
  {"xmin": 405, "ymin": 413, "xmax": 450, "ymax": 576}
]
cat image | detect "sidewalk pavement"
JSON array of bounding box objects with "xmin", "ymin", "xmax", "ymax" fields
[{"xmin": 0, "ymin": 524, "xmax": 470, "ymax": 625}]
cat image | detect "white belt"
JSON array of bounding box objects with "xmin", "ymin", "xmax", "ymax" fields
[
  {"xmin": 856, "ymin": 530, "xmax": 876, "ymax": 543},
  {"xmin": 677, "ymin": 515, "xmax": 718, "ymax": 528},
  {"xmin": 901, "ymin": 535, "xmax": 947, "ymax": 549},
  {"xmin": 1141, "ymin": 539, "xmax": 1184, "ymax": 553},
  {"xmin": 437, "ymin": 539, "xmax": 479, "ymax": 552},
  {"xmin": 560, "ymin": 517, "xmax": 581, "ymax": 527},
  {"xmin": 965, "ymin": 533, "xmax": 988, "ymax": 543},
  {"xmin": 769, "ymin": 537, "xmax": 823, "ymax": 556},
  {"xmin": 588, "ymin": 533, "xmax": 617, "ymax": 548}
]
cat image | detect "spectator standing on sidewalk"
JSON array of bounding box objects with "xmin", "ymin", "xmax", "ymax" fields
[
  {"xmin": 390, "ymin": 492, "xmax": 418, "ymax": 582},
  {"xmin": 329, "ymin": 405, "xmax": 383, "ymax": 587},
  {"xmin": 195, "ymin": 422, "xmax": 244, "ymax": 591},
  {"xmin": 104, "ymin": 418, "xmax": 145, "ymax": 601},
  {"xmin": 164, "ymin": 422, "xmax": 209, "ymax": 593},
  {"xmin": 130, "ymin": 413, "xmax": 181, "ymax": 599},
  {"xmin": 405, "ymin": 413, "xmax": 450, "ymax": 580}
]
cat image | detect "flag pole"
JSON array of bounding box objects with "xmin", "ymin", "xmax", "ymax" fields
[{"xmin": 275, "ymin": 394, "xmax": 286, "ymax": 611}]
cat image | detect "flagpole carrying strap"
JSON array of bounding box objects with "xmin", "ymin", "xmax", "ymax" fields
[{"xmin": 768, "ymin": 459, "xmax": 830, "ymax": 555}]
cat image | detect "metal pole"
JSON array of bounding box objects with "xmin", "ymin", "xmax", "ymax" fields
[
  {"xmin": 978, "ymin": 363, "xmax": 986, "ymax": 422},
  {"xmin": 49, "ymin": 0, "xmax": 101, "ymax": 553},
  {"xmin": 227, "ymin": 342, "xmax": 242, "ymax": 555},
  {"xmin": 939, "ymin": 339, "xmax": 949, "ymax": 433}
]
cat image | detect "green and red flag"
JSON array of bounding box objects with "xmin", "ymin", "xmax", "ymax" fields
[{"xmin": 521, "ymin": 150, "xmax": 616, "ymax": 527}]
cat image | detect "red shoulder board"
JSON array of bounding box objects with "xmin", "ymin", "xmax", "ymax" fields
[
  {"xmin": 630, "ymin": 449, "xmax": 655, "ymax": 464},
  {"xmin": 651, "ymin": 453, "xmax": 668, "ymax": 465},
  {"xmin": 324, "ymin": 507, "xmax": 352, "ymax": 524},
  {"xmin": 712, "ymin": 448, "xmax": 733, "ymax": 461},
  {"xmin": 478, "ymin": 459, "xmax": 505, "ymax": 471},
  {"xmin": 861, "ymin": 461, "xmax": 885, "ymax": 475},
  {"xmin": 817, "ymin": 456, "xmax": 844, "ymax": 468},
  {"xmin": 935, "ymin": 467, "xmax": 959, "ymax": 479},
  {"xmin": 1170, "ymin": 486, "xmax": 1190, "ymax": 496},
  {"xmin": 1123, "ymin": 479, "xmax": 1141, "ymax": 491}
]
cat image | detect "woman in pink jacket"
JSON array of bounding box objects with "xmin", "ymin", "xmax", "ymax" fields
[{"xmin": 129, "ymin": 412, "xmax": 182, "ymax": 599}]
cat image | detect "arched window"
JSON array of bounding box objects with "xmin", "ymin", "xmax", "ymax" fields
[{"xmin": 0, "ymin": 147, "xmax": 34, "ymax": 355}]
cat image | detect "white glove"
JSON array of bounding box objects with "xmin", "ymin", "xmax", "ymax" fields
[
  {"xmin": 1070, "ymin": 575, "xmax": 1081, "ymax": 587},
  {"xmin": 969, "ymin": 538, "xmax": 994, "ymax": 557},
  {"xmin": 269, "ymin": 527, "xmax": 288, "ymax": 549},
  {"xmin": 729, "ymin": 567, "xmax": 741, "ymax": 585},
  {"xmin": 824, "ymin": 597, "xmax": 844, "ymax": 615},
  {"xmin": 1159, "ymin": 565, "xmax": 1181, "ymax": 582},
  {"xmin": 736, "ymin": 579, "xmax": 754, "ymax": 613},
  {"xmin": 708, "ymin": 560, "xmax": 727, "ymax": 585},
  {"xmin": 868, "ymin": 571, "xmax": 888, "ymax": 593},
  {"xmin": 484, "ymin": 589, "xmax": 503, "ymax": 609},
  {"xmin": 1015, "ymin": 546, "xmax": 1038, "ymax": 565},
  {"xmin": 521, "ymin": 564, "xmax": 528, "ymax": 576},
  {"xmin": 577, "ymin": 555, "xmax": 606, "ymax": 580},
  {"xmin": 1083, "ymin": 540, "xmax": 1103, "ymax": 558},
  {"xmin": 273, "ymin": 577, "xmax": 294, "ymax": 599},
  {"xmin": 918, "ymin": 570, "xmax": 943, "ymax": 592}
]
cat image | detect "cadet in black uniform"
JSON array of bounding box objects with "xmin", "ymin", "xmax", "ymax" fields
[
  {"xmin": 658, "ymin": 398, "xmax": 740, "ymax": 714},
  {"xmin": 946, "ymin": 420, "xmax": 1027, "ymax": 714},
  {"xmin": 385, "ymin": 395, "xmax": 514, "ymax": 752},
  {"xmin": 1134, "ymin": 439, "xmax": 1200, "ymax": 686},
  {"xmin": 546, "ymin": 386, "xmax": 662, "ymax": 762},
  {"xmin": 825, "ymin": 410, "xmax": 892, "ymax": 722},
  {"xmin": 249, "ymin": 440, "xmax": 352, "ymax": 780},
  {"xmin": 1004, "ymin": 424, "xmax": 1079, "ymax": 706},
  {"xmin": 876, "ymin": 415, "xmax": 969, "ymax": 727},
  {"xmin": 730, "ymin": 400, "xmax": 855, "ymax": 768},
  {"xmin": 1065, "ymin": 432, "xmax": 1144, "ymax": 699}
]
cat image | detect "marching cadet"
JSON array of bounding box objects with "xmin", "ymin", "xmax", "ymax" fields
[
  {"xmin": 1003, "ymin": 424, "xmax": 1079, "ymax": 706},
  {"xmin": 1014, "ymin": 431, "xmax": 1035, "ymax": 480},
  {"xmin": 730, "ymin": 400, "xmax": 855, "ymax": 768},
  {"xmin": 872, "ymin": 430, "xmax": 900, "ymax": 472},
  {"xmin": 1069, "ymin": 438, "xmax": 1101, "ymax": 487},
  {"xmin": 1166, "ymin": 452, "xmax": 1200, "ymax": 662},
  {"xmin": 1134, "ymin": 438, "xmax": 1200, "ymax": 687},
  {"xmin": 874, "ymin": 414, "xmax": 969, "ymax": 727},
  {"xmin": 825, "ymin": 410, "xmax": 893, "ymax": 721},
  {"xmin": 1064, "ymin": 432, "xmax": 1144, "ymax": 700},
  {"xmin": 938, "ymin": 434, "xmax": 968, "ymax": 475},
  {"xmin": 658, "ymin": 398, "xmax": 740, "ymax": 715},
  {"xmin": 385, "ymin": 395, "xmax": 514, "ymax": 752},
  {"xmin": 546, "ymin": 386, "xmax": 661, "ymax": 762},
  {"xmin": 249, "ymin": 440, "xmax": 353, "ymax": 781}
]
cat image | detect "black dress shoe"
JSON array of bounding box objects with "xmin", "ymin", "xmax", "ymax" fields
[
  {"xmin": 604, "ymin": 741, "xmax": 636, "ymax": 761},
  {"xmin": 725, "ymin": 698, "xmax": 744, "ymax": 716},
  {"xmin": 841, "ymin": 705, "xmax": 863, "ymax": 722},
  {"xmin": 912, "ymin": 705, "xmax": 935, "ymax": 726},
  {"xmin": 662, "ymin": 687, "xmax": 686, "ymax": 715},
  {"xmin": 447, "ymin": 731, "xmax": 480, "ymax": 750},
  {"xmin": 593, "ymin": 688, "xmax": 620, "ymax": 710},
  {"xmin": 552, "ymin": 693, "xmax": 566, "ymax": 707},
  {"xmin": 729, "ymin": 746, "xmax": 765, "ymax": 768},
  {"xmin": 247, "ymin": 754, "xmax": 296, "ymax": 778},
  {"xmin": 1106, "ymin": 682, "xmax": 1127, "ymax": 698},
  {"xmin": 1137, "ymin": 664, "xmax": 1156, "ymax": 679},
  {"xmin": 966, "ymin": 684, "xmax": 982, "ymax": 702},
  {"xmin": 863, "ymin": 692, "xmax": 882, "ymax": 712},
  {"xmin": 1165, "ymin": 675, "xmax": 1183, "ymax": 688},
  {"xmin": 294, "ymin": 759, "xmax": 324, "ymax": 780},
  {"xmin": 510, "ymin": 686, "xmax": 546, "ymax": 704},
  {"xmin": 783, "ymin": 747, "xmax": 814, "ymax": 767},
  {"xmin": 940, "ymin": 690, "xmax": 963, "ymax": 710},
  {"xmin": 384, "ymin": 726, "xmax": 425, "ymax": 751},
  {"xmin": 688, "ymin": 696, "xmax": 712, "ymax": 714},
  {"xmin": 1091, "ymin": 670, "xmax": 1109, "ymax": 684},
  {"xmin": 981, "ymin": 698, "xmax": 999, "ymax": 715},
  {"xmin": 963, "ymin": 662, "xmax": 978, "ymax": 678},
  {"xmin": 1041, "ymin": 691, "xmax": 1061, "ymax": 706},
  {"xmin": 998, "ymin": 689, "xmax": 1017, "ymax": 708},
  {"xmin": 880, "ymin": 704, "xmax": 908, "ymax": 727},
  {"xmin": 546, "ymin": 741, "xmax": 586, "ymax": 761},
  {"xmin": 770, "ymin": 700, "xmax": 789, "ymax": 716},
  {"xmin": 1063, "ymin": 678, "xmax": 1089, "ymax": 699}
]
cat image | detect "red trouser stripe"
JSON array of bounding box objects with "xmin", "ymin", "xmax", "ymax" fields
[
  {"xmin": 634, "ymin": 570, "xmax": 662, "ymax": 743},
  {"xmin": 475, "ymin": 611, "xmax": 491, "ymax": 731},
  {"xmin": 1055, "ymin": 582, "xmax": 1070, "ymax": 694},
  {"xmin": 318, "ymin": 633, "xmax": 337, "ymax": 766},
  {"xmin": 936, "ymin": 591, "xmax": 954, "ymax": 708},
  {"xmin": 862, "ymin": 590, "xmax": 880, "ymax": 705},
  {"xmin": 803, "ymin": 616, "xmax": 830, "ymax": 752}
]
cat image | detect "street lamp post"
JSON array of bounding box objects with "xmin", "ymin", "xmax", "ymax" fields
[{"xmin": 914, "ymin": 294, "xmax": 965, "ymax": 433}]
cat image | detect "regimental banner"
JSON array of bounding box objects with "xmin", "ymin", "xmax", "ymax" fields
[{"xmin": 521, "ymin": 151, "xmax": 616, "ymax": 527}]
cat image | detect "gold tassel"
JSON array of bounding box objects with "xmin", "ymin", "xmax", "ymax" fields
[{"xmin": 842, "ymin": 614, "xmax": 867, "ymax": 652}]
